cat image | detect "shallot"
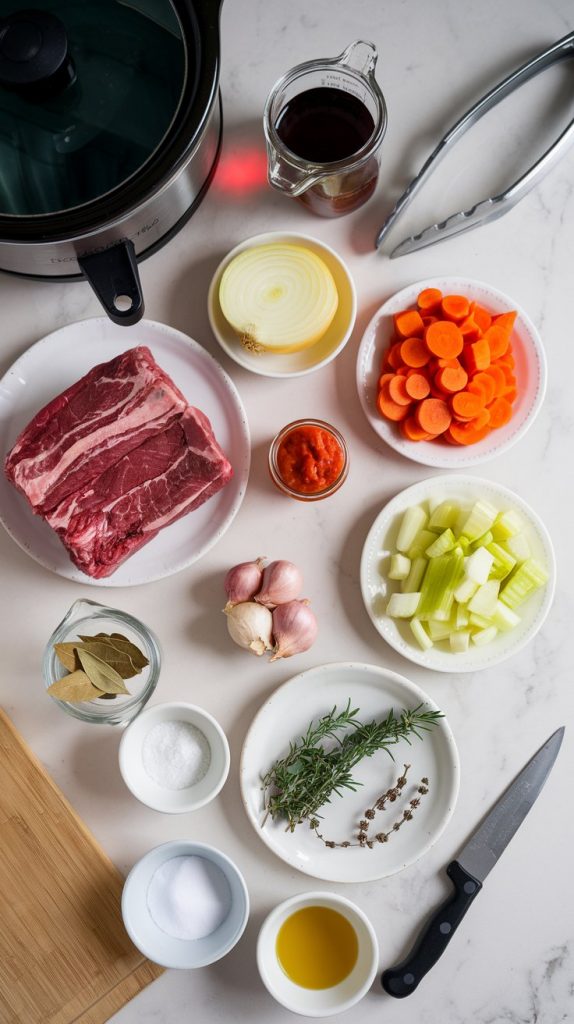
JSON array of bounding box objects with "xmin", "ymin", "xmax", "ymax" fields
[
  {"xmin": 270, "ymin": 599, "xmax": 318, "ymax": 661},
  {"xmin": 255, "ymin": 560, "xmax": 303, "ymax": 609},
  {"xmin": 225, "ymin": 602, "xmax": 273, "ymax": 656},
  {"xmin": 224, "ymin": 557, "xmax": 266, "ymax": 610}
]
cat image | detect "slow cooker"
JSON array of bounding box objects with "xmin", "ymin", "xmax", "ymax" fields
[{"xmin": 0, "ymin": 0, "xmax": 223, "ymax": 324}]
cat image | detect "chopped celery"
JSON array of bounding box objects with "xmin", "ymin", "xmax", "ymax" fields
[
  {"xmin": 456, "ymin": 604, "xmax": 470, "ymax": 630},
  {"xmin": 472, "ymin": 625, "xmax": 498, "ymax": 646},
  {"xmin": 468, "ymin": 579, "xmax": 500, "ymax": 617},
  {"xmin": 396, "ymin": 506, "xmax": 428, "ymax": 553},
  {"xmin": 504, "ymin": 532, "xmax": 531, "ymax": 563},
  {"xmin": 491, "ymin": 509, "xmax": 525, "ymax": 542},
  {"xmin": 470, "ymin": 530, "xmax": 493, "ymax": 551},
  {"xmin": 461, "ymin": 500, "xmax": 498, "ymax": 541},
  {"xmin": 454, "ymin": 506, "xmax": 471, "ymax": 537},
  {"xmin": 450, "ymin": 631, "xmax": 470, "ymax": 652},
  {"xmin": 407, "ymin": 529, "xmax": 436, "ymax": 559},
  {"xmin": 486, "ymin": 541, "xmax": 516, "ymax": 580},
  {"xmin": 469, "ymin": 611, "xmax": 494, "ymax": 629},
  {"xmin": 410, "ymin": 618, "xmax": 433, "ymax": 651},
  {"xmin": 428, "ymin": 619, "xmax": 453, "ymax": 641},
  {"xmin": 492, "ymin": 601, "xmax": 521, "ymax": 632},
  {"xmin": 454, "ymin": 577, "xmax": 478, "ymax": 604},
  {"xmin": 458, "ymin": 536, "xmax": 471, "ymax": 553},
  {"xmin": 426, "ymin": 528, "xmax": 456, "ymax": 558},
  {"xmin": 417, "ymin": 550, "xmax": 464, "ymax": 620},
  {"xmin": 386, "ymin": 592, "xmax": 421, "ymax": 618},
  {"xmin": 401, "ymin": 556, "xmax": 428, "ymax": 594},
  {"xmin": 500, "ymin": 559, "xmax": 549, "ymax": 610},
  {"xmin": 388, "ymin": 553, "xmax": 411, "ymax": 580},
  {"xmin": 465, "ymin": 546, "xmax": 494, "ymax": 584},
  {"xmin": 428, "ymin": 501, "xmax": 460, "ymax": 532}
]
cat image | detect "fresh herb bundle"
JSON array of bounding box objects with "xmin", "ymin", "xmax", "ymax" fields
[
  {"xmin": 48, "ymin": 632, "xmax": 149, "ymax": 703},
  {"xmin": 261, "ymin": 700, "xmax": 442, "ymax": 832}
]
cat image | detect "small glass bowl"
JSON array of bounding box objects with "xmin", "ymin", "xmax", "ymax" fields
[
  {"xmin": 268, "ymin": 418, "xmax": 349, "ymax": 501},
  {"xmin": 43, "ymin": 599, "xmax": 161, "ymax": 726}
]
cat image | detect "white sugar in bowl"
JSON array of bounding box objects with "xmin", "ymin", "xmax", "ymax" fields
[{"xmin": 119, "ymin": 701, "xmax": 230, "ymax": 812}]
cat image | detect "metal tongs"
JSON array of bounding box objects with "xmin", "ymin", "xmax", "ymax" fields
[{"xmin": 375, "ymin": 32, "xmax": 574, "ymax": 256}]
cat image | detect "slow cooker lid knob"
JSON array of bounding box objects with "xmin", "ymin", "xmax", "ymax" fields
[{"xmin": 0, "ymin": 9, "xmax": 75, "ymax": 98}]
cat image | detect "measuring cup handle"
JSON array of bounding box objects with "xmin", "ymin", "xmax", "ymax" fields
[{"xmin": 339, "ymin": 40, "xmax": 378, "ymax": 76}]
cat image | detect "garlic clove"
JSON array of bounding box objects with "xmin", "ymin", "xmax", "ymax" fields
[
  {"xmin": 225, "ymin": 601, "xmax": 273, "ymax": 656},
  {"xmin": 255, "ymin": 560, "xmax": 303, "ymax": 609},
  {"xmin": 270, "ymin": 598, "xmax": 318, "ymax": 661},
  {"xmin": 224, "ymin": 557, "xmax": 266, "ymax": 610}
]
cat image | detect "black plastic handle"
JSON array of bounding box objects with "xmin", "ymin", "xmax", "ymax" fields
[
  {"xmin": 78, "ymin": 239, "xmax": 144, "ymax": 326},
  {"xmin": 381, "ymin": 860, "xmax": 482, "ymax": 998}
]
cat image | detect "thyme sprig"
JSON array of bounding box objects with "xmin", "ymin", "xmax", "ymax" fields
[{"xmin": 261, "ymin": 700, "xmax": 441, "ymax": 832}]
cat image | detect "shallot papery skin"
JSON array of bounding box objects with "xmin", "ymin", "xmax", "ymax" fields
[
  {"xmin": 255, "ymin": 560, "xmax": 303, "ymax": 609},
  {"xmin": 224, "ymin": 557, "xmax": 266, "ymax": 609},
  {"xmin": 270, "ymin": 599, "xmax": 318, "ymax": 661},
  {"xmin": 226, "ymin": 601, "xmax": 273, "ymax": 656}
]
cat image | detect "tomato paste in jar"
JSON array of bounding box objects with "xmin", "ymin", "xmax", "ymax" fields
[{"xmin": 276, "ymin": 422, "xmax": 346, "ymax": 496}]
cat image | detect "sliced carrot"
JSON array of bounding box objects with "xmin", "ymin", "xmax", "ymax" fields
[
  {"xmin": 502, "ymin": 386, "xmax": 517, "ymax": 403},
  {"xmin": 493, "ymin": 311, "xmax": 517, "ymax": 337},
  {"xmin": 463, "ymin": 338, "xmax": 490, "ymax": 375},
  {"xmin": 415, "ymin": 397, "xmax": 452, "ymax": 435},
  {"xmin": 400, "ymin": 416, "xmax": 434, "ymax": 442},
  {"xmin": 436, "ymin": 364, "xmax": 468, "ymax": 393},
  {"xmin": 395, "ymin": 365, "xmax": 410, "ymax": 376},
  {"xmin": 378, "ymin": 371, "xmax": 395, "ymax": 390},
  {"xmin": 440, "ymin": 294, "xmax": 471, "ymax": 322},
  {"xmin": 469, "ymin": 408, "xmax": 491, "ymax": 431},
  {"xmin": 500, "ymin": 364, "xmax": 516, "ymax": 386},
  {"xmin": 393, "ymin": 309, "xmax": 424, "ymax": 339},
  {"xmin": 400, "ymin": 336, "xmax": 430, "ymax": 368},
  {"xmin": 405, "ymin": 373, "xmax": 431, "ymax": 400},
  {"xmin": 460, "ymin": 315, "xmax": 481, "ymax": 343},
  {"xmin": 470, "ymin": 371, "xmax": 496, "ymax": 405},
  {"xmin": 445, "ymin": 420, "xmax": 491, "ymax": 446},
  {"xmin": 498, "ymin": 349, "xmax": 515, "ymax": 369},
  {"xmin": 388, "ymin": 375, "xmax": 413, "ymax": 406},
  {"xmin": 435, "ymin": 357, "xmax": 461, "ymax": 369},
  {"xmin": 377, "ymin": 386, "xmax": 410, "ymax": 422},
  {"xmin": 483, "ymin": 324, "xmax": 510, "ymax": 360},
  {"xmin": 487, "ymin": 396, "xmax": 513, "ymax": 429},
  {"xmin": 471, "ymin": 303, "xmax": 492, "ymax": 333},
  {"xmin": 417, "ymin": 287, "xmax": 443, "ymax": 314},
  {"xmin": 484, "ymin": 363, "xmax": 506, "ymax": 397},
  {"xmin": 387, "ymin": 341, "xmax": 404, "ymax": 370},
  {"xmin": 422, "ymin": 315, "xmax": 439, "ymax": 328},
  {"xmin": 425, "ymin": 320, "xmax": 464, "ymax": 359},
  {"xmin": 451, "ymin": 390, "xmax": 484, "ymax": 420}
]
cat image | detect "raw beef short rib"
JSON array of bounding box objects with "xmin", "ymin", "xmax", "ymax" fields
[
  {"xmin": 46, "ymin": 408, "xmax": 233, "ymax": 578},
  {"xmin": 5, "ymin": 347, "xmax": 188, "ymax": 515}
]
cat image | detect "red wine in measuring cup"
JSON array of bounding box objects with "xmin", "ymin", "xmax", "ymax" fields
[{"xmin": 274, "ymin": 87, "xmax": 377, "ymax": 216}]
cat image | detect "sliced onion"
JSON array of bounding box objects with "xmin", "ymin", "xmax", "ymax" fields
[{"xmin": 219, "ymin": 243, "xmax": 339, "ymax": 354}]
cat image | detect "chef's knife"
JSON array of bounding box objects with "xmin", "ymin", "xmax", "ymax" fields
[{"xmin": 381, "ymin": 726, "xmax": 565, "ymax": 998}]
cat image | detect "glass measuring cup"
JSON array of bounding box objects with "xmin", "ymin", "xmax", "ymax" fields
[{"xmin": 264, "ymin": 41, "xmax": 387, "ymax": 217}]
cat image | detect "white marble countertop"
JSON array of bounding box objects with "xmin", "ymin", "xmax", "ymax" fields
[{"xmin": 1, "ymin": 1, "xmax": 574, "ymax": 1021}]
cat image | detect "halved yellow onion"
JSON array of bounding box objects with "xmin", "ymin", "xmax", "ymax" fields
[{"xmin": 218, "ymin": 243, "xmax": 339, "ymax": 354}]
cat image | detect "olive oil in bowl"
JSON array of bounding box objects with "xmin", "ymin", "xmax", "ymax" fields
[{"xmin": 276, "ymin": 906, "xmax": 358, "ymax": 989}]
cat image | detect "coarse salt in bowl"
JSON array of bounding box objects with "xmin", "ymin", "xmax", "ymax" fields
[
  {"xmin": 119, "ymin": 701, "xmax": 230, "ymax": 812},
  {"xmin": 356, "ymin": 276, "xmax": 547, "ymax": 468}
]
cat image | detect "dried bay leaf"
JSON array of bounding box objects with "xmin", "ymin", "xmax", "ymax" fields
[
  {"xmin": 76, "ymin": 639, "xmax": 138, "ymax": 679},
  {"xmin": 77, "ymin": 649, "xmax": 130, "ymax": 695},
  {"xmin": 53, "ymin": 643, "xmax": 82, "ymax": 672},
  {"xmin": 110, "ymin": 633, "xmax": 150, "ymax": 670},
  {"xmin": 47, "ymin": 671, "xmax": 103, "ymax": 702}
]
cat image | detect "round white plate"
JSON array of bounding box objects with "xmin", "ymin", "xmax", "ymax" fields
[
  {"xmin": 0, "ymin": 318, "xmax": 250, "ymax": 586},
  {"xmin": 207, "ymin": 231, "xmax": 357, "ymax": 378},
  {"xmin": 356, "ymin": 276, "xmax": 547, "ymax": 467},
  {"xmin": 360, "ymin": 475, "xmax": 556, "ymax": 673},
  {"xmin": 240, "ymin": 662, "xmax": 459, "ymax": 883}
]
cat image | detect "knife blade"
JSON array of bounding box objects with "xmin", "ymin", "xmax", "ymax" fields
[{"xmin": 381, "ymin": 726, "xmax": 565, "ymax": 998}]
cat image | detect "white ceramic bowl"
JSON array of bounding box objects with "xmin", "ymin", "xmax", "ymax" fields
[
  {"xmin": 257, "ymin": 891, "xmax": 378, "ymax": 1017},
  {"xmin": 122, "ymin": 840, "xmax": 249, "ymax": 969},
  {"xmin": 119, "ymin": 701, "xmax": 230, "ymax": 812},
  {"xmin": 207, "ymin": 231, "xmax": 357, "ymax": 378},
  {"xmin": 360, "ymin": 474, "xmax": 556, "ymax": 673},
  {"xmin": 356, "ymin": 276, "xmax": 547, "ymax": 467}
]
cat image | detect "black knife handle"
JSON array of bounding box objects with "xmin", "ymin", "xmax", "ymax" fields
[{"xmin": 381, "ymin": 860, "xmax": 482, "ymax": 998}]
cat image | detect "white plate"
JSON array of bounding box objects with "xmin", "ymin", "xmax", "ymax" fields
[
  {"xmin": 356, "ymin": 276, "xmax": 547, "ymax": 467},
  {"xmin": 240, "ymin": 662, "xmax": 459, "ymax": 883},
  {"xmin": 360, "ymin": 475, "xmax": 556, "ymax": 673},
  {"xmin": 0, "ymin": 318, "xmax": 250, "ymax": 586},
  {"xmin": 207, "ymin": 232, "xmax": 357, "ymax": 378}
]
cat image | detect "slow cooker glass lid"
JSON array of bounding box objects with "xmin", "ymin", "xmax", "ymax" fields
[{"xmin": 0, "ymin": 1, "xmax": 187, "ymax": 216}]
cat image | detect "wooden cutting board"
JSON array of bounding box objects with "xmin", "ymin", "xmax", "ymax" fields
[{"xmin": 0, "ymin": 709, "xmax": 163, "ymax": 1024}]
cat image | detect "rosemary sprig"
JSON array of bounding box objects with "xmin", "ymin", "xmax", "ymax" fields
[{"xmin": 261, "ymin": 700, "xmax": 442, "ymax": 832}]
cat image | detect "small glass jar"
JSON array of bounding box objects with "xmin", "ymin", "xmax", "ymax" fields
[
  {"xmin": 269, "ymin": 419, "xmax": 349, "ymax": 501},
  {"xmin": 43, "ymin": 599, "xmax": 161, "ymax": 726}
]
